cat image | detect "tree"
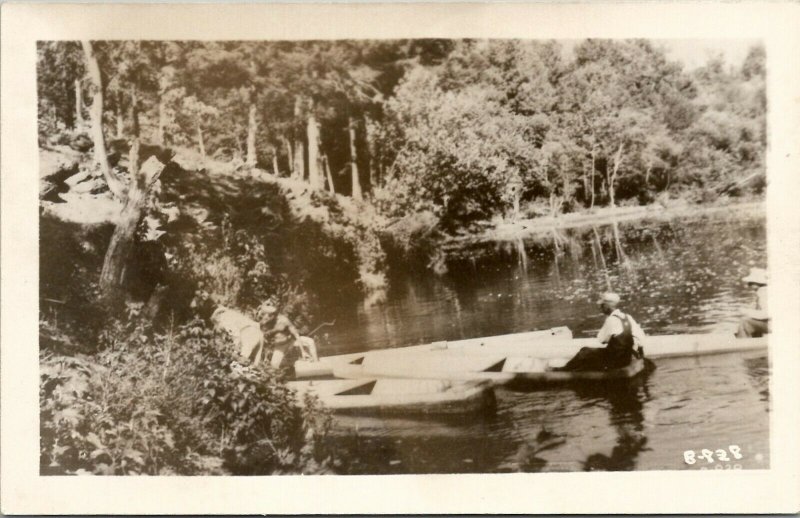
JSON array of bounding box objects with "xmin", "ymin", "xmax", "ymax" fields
[{"xmin": 81, "ymin": 40, "xmax": 126, "ymax": 199}]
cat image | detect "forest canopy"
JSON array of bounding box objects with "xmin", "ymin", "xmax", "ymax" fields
[{"xmin": 38, "ymin": 39, "xmax": 766, "ymax": 227}]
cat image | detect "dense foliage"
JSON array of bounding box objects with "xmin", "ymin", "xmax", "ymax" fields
[
  {"xmin": 40, "ymin": 317, "xmax": 332, "ymax": 475},
  {"xmin": 39, "ymin": 39, "xmax": 765, "ymax": 228}
]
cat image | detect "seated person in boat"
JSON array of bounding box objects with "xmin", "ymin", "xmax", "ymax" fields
[
  {"xmin": 735, "ymin": 267, "xmax": 769, "ymax": 338},
  {"xmin": 257, "ymin": 301, "xmax": 319, "ymax": 368},
  {"xmin": 557, "ymin": 292, "xmax": 646, "ymax": 372}
]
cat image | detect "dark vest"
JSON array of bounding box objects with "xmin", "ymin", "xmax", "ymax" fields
[{"xmin": 607, "ymin": 313, "xmax": 634, "ymax": 355}]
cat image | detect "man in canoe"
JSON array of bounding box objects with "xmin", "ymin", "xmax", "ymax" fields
[
  {"xmin": 735, "ymin": 267, "xmax": 769, "ymax": 338},
  {"xmin": 257, "ymin": 301, "xmax": 319, "ymax": 368},
  {"xmin": 556, "ymin": 292, "xmax": 646, "ymax": 372}
]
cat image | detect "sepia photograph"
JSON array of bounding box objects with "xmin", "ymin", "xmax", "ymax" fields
[
  {"xmin": 36, "ymin": 36, "xmax": 770, "ymax": 475},
  {"xmin": 3, "ymin": 2, "xmax": 800, "ymax": 515}
]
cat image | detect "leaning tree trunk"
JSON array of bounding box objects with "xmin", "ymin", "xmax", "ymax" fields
[
  {"xmin": 307, "ymin": 113, "xmax": 322, "ymax": 189},
  {"xmin": 75, "ymin": 79, "xmax": 84, "ymax": 129},
  {"xmin": 348, "ymin": 117, "xmax": 362, "ymax": 201},
  {"xmin": 99, "ymin": 143, "xmax": 167, "ymax": 299},
  {"xmin": 81, "ymin": 40, "xmax": 125, "ymax": 199},
  {"xmin": 246, "ymin": 102, "xmax": 257, "ymax": 168}
]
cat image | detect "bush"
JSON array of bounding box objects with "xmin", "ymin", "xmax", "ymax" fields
[{"xmin": 40, "ymin": 318, "xmax": 333, "ymax": 475}]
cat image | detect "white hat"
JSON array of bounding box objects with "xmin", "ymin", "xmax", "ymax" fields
[
  {"xmin": 597, "ymin": 292, "xmax": 621, "ymax": 306},
  {"xmin": 742, "ymin": 267, "xmax": 768, "ymax": 285}
]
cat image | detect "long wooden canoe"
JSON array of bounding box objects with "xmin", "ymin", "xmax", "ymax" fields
[
  {"xmin": 294, "ymin": 326, "xmax": 572, "ymax": 378},
  {"xmin": 288, "ymin": 378, "xmax": 496, "ymax": 415},
  {"xmin": 330, "ymin": 350, "xmax": 647, "ymax": 386},
  {"xmin": 295, "ymin": 332, "xmax": 767, "ymax": 380}
]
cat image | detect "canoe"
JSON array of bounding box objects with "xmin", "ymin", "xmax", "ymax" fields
[
  {"xmin": 294, "ymin": 326, "xmax": 573, "ymax": 378},
  {"xmin": 296, "ymin": 332, "xmax": 767, "ymax": 379},
  {"xmin": 330, "ymin": 350, "xmax": 646, "ymax": 386},
  {"xmin": 287, "ymin": 378, "xmax": 496, "ymax": 415}
]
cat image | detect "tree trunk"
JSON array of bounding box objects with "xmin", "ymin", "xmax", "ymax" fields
[
  {"xmin": 306, "ymin": 112, "xmax": 322, "ymax": 189},
  {"xmin": 196, "ymin": 124, "xmax": 206, "ymax": 159},
  {"xmin": 322, "ymin": 154, "xmax": 336, "ymax": 194},
  {"xmin": 157, "ymin": 97, "xmax": 166, "ymax": 146},
  {"xmin": 348, "ymin": 117, "xmax": 362, "ymax": 201},
  {"xmin": 128, "ymin": 84, "xmax": 139, "ymax": 138},
  {"xmin": 608, "ymin": 143, "xmax": 625, "ymax": 208},
  {"xmin": 590, "ymin": 147, "xmax": 596, "ymax": 209},
  {"xmin": 246, "ymin": 102, "xmax": 257, "ymax": 167},
  {"xmin": 272, "ymin": 154, "xmax": 279, "ymax": 176},
  {"xmin": 115, "ymin": 91, "xmax": 124, "ymax": 139},
  {"xmin": 75, "ymin": 79, "xmax": 84, "ymax": 128},
  {"xmin": 81, "ymin": 41, "xmax": 124, "ymax": 199},
  {"xmin": 364, "ymin": 115, "xmax": 376, "ymax": 194},
  {"xmin": 293, "ymin": 97, "xmax": 305, "ymax": 180},
  {"xmin": 281, "ymin": 136, "xmax": 293, "ymax": 177},
  {"xmin": 99, "ymin": 145, "xmax": 166, "ymax": 299}
]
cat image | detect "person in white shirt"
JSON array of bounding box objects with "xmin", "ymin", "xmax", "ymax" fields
[
  {"xmin": 735, "ymin": 268, "xmax": 769, "ymax": 338},
  {"xmin": 557, "ymin": 292, "xmax": 646, "ymax": 372}
]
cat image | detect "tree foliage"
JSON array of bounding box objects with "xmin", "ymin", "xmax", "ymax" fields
[{"xmin": 39, "ymin": 39, "xmax": 767, "ymax": 226}]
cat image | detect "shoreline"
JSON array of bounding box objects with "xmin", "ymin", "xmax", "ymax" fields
[{"xmin": 444, "ymin": 199, "xmax": 766, "ymax": 247}]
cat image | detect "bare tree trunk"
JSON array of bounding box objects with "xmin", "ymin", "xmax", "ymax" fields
[
  {"xmin": 246, "ymin": 102, "xmax": 257, "ymax": 167},
  {"xmin": 115, "ymin": 91, "xmax": 124, "ymax": 139},
  {"xmin": 272, "ymin": 154, "xmax": 279, "ymax": 176},
  {"xmin": 364, "ymin": 115, "xmax": 376, "ymax": 195},
  {"xmin": 196, "ymin": 125, "xmax": 206, "ymax": 159},
  {"xmin": 157, "ymin": 97, "xmax": 166, "ymax": 146},
  {"xmin": 293, "ymin": 97, "xmax": 305, "ymax": 180},
  {"xmin": 348, "ymin": 117, "xmax": 362, "ymax": 201},
  {"xmin": 75, "ymin": 79, "xmax": 84, "ymax": 128},
  {"xmin": 281, "ymin": 136, "xmax": 293, "ymax": 177},
  {"xmin": 307, "ymin": 112, "xmax": 322, "ymax": 189},
  {"xmin": 590, "ymin": 147, "xmax": 596, "ymax": 209},
  {"xmin": 99, "ymin": 145, "xmax": 167, "ymax": 300},
  {"xmin": 608, "ymin": 142, "xmax": 625, "ymax": 208},
  {"xmin": 80, "ymin": 40, "xmax": 125, "ymax": 199},
  {"xmin": 322, "ymin": 154, "xmax": 336, "ymax": 194},
  {"xmin": 128, "ymin": 84, "xmax": 138, "ymax": 137}
]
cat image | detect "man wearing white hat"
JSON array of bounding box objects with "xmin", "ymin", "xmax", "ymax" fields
[
  {"xmin": 557, "ymin": 291, "xmax": 646, "ymax": 371},
  {"xmin": 736, "ymin": 267, "xmax": 769, "ymax": 338}
]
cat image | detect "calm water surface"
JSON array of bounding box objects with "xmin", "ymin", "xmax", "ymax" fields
[{"xmin": 315, "ymin": 212, "xmax": 769, "ymax": 473}]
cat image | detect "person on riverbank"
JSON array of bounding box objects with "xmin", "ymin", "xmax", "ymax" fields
[
  {"xmin": 735, "ymin": 268, "xmax": 769, "ymax": 338},
  {"xmin": 257, "ymin": 302, "xmax": 319, "ymax": 368},
  {"xmin": 556, "ymin": 292, "xmax": 646, "ymax": 372}
]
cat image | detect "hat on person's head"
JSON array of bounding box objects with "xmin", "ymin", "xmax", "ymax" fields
[
  {"xmin": 597, "ymin": 292, "xmax": 621, "ymax": 307},
  {"xmin": 742, "ymin": 267, "xmax": 768, "ymax": 286}
]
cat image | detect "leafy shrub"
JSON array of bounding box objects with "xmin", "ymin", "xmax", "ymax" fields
[{"xmin": 40, "ymin": 318, "xmax": 333, "ymax": 476}]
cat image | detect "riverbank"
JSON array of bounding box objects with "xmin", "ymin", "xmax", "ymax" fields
[{"xmin": 444, "ymin": 199, "xmax": 766, "ymax": 247}]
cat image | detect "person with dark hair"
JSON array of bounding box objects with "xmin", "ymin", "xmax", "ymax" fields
[{"xmin": 557, "ymin": 292, "xmax": 646, "ymax": 372}]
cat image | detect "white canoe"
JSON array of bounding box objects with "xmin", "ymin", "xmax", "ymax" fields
[
  {"xmin": 295, "ymin": 326, "xmax": 572, "ymax": 378},
  {"xmin": 296, "ymin": 333, "xmax": 767, "ymax": 385},
  {"xmin": 288, "ymin": 378, "xmax": 495, "ymax": 415}
]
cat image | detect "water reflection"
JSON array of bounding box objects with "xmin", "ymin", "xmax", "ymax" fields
[
  {"xmin": 575, "ymin": 378, "xmax": 651, "ymax": 471},
  {"xmin": 313, "ymin": 211, "xmax": 768, "ymax": 474}
]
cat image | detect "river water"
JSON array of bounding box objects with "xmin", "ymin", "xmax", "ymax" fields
[{"xmin": 316, "ymin": 210, "xmax": 770, "ymax": 473}]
